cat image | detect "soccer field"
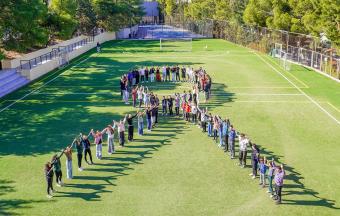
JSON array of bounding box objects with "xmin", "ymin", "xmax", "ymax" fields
[{"xmin": 0, "ymin": 39, "xmax": 339, "ymax": 216}]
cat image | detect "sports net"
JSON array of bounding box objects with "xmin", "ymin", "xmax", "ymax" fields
[
  {"xmin": 160, "ymin": 38, "xmax": 192, "ymax": 52},
  {"xmin": 58, "ymin": 47, "xmax": 69, "ymax": 68},
  {"xmin": 279, "ymin": 50, "xmax": 292, "ymax": 71}
]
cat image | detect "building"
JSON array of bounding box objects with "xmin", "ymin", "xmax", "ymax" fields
[{"xmin": 142, "ymin": 0, "xmax": 160, "ymax": 24}]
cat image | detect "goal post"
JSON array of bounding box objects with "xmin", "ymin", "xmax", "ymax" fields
[
  {"xmin": 279, "ymin": 50, "xmax": 292, "ymax": 71},
  {"xmin": 57, "ymin": 47, "xmax": 69, "ymax": 68},
  {"xmin": 159, "ymin": 38, "xmax": 192, "ymax": 52}
]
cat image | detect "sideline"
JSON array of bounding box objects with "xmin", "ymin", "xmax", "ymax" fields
[{"xmin": 255, "ymin": 52, "xmax": 340, "ymax": 125}]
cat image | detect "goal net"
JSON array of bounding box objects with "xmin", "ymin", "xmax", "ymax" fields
[
  {"xmin": 57, "ymin": 47, "xmax": 69, "ymax": 68},
  {"xmin": 160, "ymin": 38, "xmax": 192, "ymax": 52},
  {"xmin": 278, "ymin": 50, "xmax": 292, "ymax": 71},
  {"xmin": 272, "ymin": 43, "xmax": 283, "ymax": 58}
]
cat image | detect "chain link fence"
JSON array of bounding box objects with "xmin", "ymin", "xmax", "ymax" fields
[{"xmin": 167, "ymin": 18, "xmax": 339, "ymax": 80}]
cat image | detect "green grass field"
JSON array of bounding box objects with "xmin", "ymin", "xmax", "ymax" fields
[{"xmin": 0, "ymin": 39, "xmax": 339, "ymax": 216}]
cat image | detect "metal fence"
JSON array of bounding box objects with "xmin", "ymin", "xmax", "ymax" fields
[
  {"xmin": 19, "ymin": 36, "xmax": 94, "ymax": 70},
  {"xmin": 170, "ymin": 19, "xmax": 340, "ymax": 80}
]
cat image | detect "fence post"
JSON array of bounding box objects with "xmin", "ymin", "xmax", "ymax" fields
[{"xmin": 310, "ymin": 51, "xmax": 314, "ymax": 68}]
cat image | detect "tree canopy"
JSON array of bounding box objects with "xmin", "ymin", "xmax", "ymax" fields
[
  {"xmin": 0, "ymin": 0, "xmax": 144, "ymax": 56},
  {"xmin": 158, "ymin": 0, "xmax": 340, "ymax": 46}
]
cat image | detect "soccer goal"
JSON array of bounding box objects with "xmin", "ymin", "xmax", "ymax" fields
[
  {"xmin": 272, "ymin": 43, "xmax": 283, "ymax": 58},
  {"xmin": 160, "ymin": 38, "xmax": 192, "ymax": 52},
  {"xmin": 57, "ymin": 47, "xmax": 69, "ymax": 68},
  {"xmin": 278, "ymin": 50, "xmax": 292, "ymax": 71}
]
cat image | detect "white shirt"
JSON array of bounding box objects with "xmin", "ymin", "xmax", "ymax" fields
[
  {"xmin": 140, "ymin": 69, "xmax": 145, "ymax": 76},
  {"xmin": 239, "ymin": 136, "xmax": 249, "ymax": 151}
]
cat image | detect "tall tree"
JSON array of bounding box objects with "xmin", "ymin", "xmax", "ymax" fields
[{"xmin": 76, "ymin": 0, "xmax": 97, "ymax": 35}]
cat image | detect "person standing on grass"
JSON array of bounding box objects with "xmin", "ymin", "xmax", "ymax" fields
[
  {"xmin": 207, "ymin": 114, "xmax": 213, "ymax": 136},
  {"xmin": 185, "ymin": 101, "xmax": 191, "ymax": 121},
  {"xmin": 143, "ymin": 86, "xmax": 150, "ymax": 108},
  {"xmin": 96, "ymin": 42, "xmax": 101, "ymax": 53},
  {"xmin": 238, "ymin": 133, "xmax": 249, "ymax": 168},
  {"xmin": 166, "ymin": 65, "xmax": 170, "ymax": 81},
  {"xmin": 74, "ymin": 139, "xmax": 83, "ymax": 171},
  {"xmin": 145, "ymin": 67, "xmax": 149, "ymax": 82},
  {"xmin": 167, "ymin": 96, "xmax": 173, "ymax": 116},
  {"xmin": 250, "ymin": 143, "xmax": 260, "ymax": 179},
  {"xmin": 146, "ymin": 105, "xmax": 153, "ymax": 131},
  {"xmin": 171, "ymin": 66, "xmax": 176, "ymax": 82},
  {"xmin": 162, "ymin": 96, "xmax": 167, "ymax": 116},
  {"xmin": 228, "ymin": 125, "xmax": 236, "ymax": 159},
  {"xmin": 51, "ymin": 151, "xmax": 64, "ymax": 187},
  {"xmin": 273, "ymin": 164, "xmax": 285, "ymax": 204},
  {"xmin": 223, "ymin": 118, "xmax": 230, "ymax": 152},
  {"xmin": 64, "ymin": 145, "xmax": 73, "ymax": 179},
  {"xmin": 156, "ymin": 67, "xmax": 161, "ymax": 82},
  {"xmin": 191, "ymin": 102, "xmax": 198, "ymax": 124},
  {"xmin": 131, "ymin": 87, "xmax": 137, "ymax": 108},
  {"xmin": 137, "ymin": 86, "xmax": 143, "ymax": 108},
  {"xmin": 267, "ymin": 158, "xmax": 276, "ymax": 197},
  {"xmin": 197, "ymin": 105, "xmax": 208, "ymax": 132},
  {"xmin": 181, "ymin": 66, "xmax": 186, "ymax": 82},
  {"xmin": 105, "ymin": 124, "xmax": 115, "ymax": 154},
  {"xmin": 140, "ymin": 67, "xmax": 145, "ymax": 83},
  {"xmin": 138, "ymin": 110, "xmax": 146, "ymax": 135},
  {"xmin": 80, "ymin": 134, "xmax": 93, "ymax": 165},
  {"xmin": 155, "ymin": 94, "xmax": 160, "ymax": 124},
  {"xmin": 176, "ymin": 65, "xmax": 180, "ymax": 82},
  {"xmin": 175, "ymin": 93, "xmax": 180, "ymax": 116},
  {"xmin": 90, "ymin": 129, "xmax": 105, "ymax": 160},
  {"xmin": 213, "ymin": 116, "xmax": 220, "ymax": 143},
  {"xmin": 162, "ymin": 66, "xmax": 167, "ymax": 82},
  {"xmin": 127, "ymin": 112, "xmax": 138, "ymax": 142},
  {"xmin": 150, "ymin": 66, "xmax": 155, "ymax": 82},
  {"xmin": 114, "ymin": 115, "xmax": 127, "ymax": 147},
  {"xmin": 45, "ymin": 162, "xmax": 54, "ymax": 198},
  {"xmin": 258, "ymin": 157, "xmax": 268, "ymax": 187}
]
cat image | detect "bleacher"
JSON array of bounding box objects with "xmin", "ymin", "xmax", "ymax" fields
[{"xmin": 0, "ymin": 69, "xmax": 29, "ymax": 98}]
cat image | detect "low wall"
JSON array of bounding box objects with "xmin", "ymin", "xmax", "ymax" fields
[
  {"xmin": 116, "ymin": 25, "xmax": 138, "ymax": 39},
  {"xmin": 5, "ymin": 32, "xmax": 116, "ymax": 81}
]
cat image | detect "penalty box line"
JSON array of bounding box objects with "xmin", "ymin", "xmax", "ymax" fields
[{"xmin": 255, "ymin": 52, "xmax": 340, "ymax": 125}]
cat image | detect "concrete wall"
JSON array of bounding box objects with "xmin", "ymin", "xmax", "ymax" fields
[
  {"xmin": 116, "ymin": 25, "xmax": 138, "ymax": 39},
  {"xmin": 6, "ymin": 32, "xmax": 116, "ymax": 81}
]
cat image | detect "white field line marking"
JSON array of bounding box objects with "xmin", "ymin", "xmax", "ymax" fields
[
  {"xmin": 226, "ymin": 86, "xmax": 305, "ymax": 89},
  {"xmin": 0, "ymin": 56, "xmax": 92, "ymax": 113},
  {"xmin": 33, "ymin": 92, "xmax": 119, "ymax": 95},
  {"xmin": 255, "ymin": 52, "xmax": 340, "ymax": 125},
  {"xmin": 233, "ymin": 100, "xmax": 311, "ymax": 103},
  {"xmin": 212, "ymin": 93, "xmax": 303, "ymax": 96},
  {"xmin": 264, "ymin": 55, "xmax": 310, "ymax": 88},
  {"xmin": 326, "ymin": 102, "xmax": 340, "ymax": 113}
]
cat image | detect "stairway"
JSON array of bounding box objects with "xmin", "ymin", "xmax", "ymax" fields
[{"xmin": 0, "ymin": 69, "xmax": 30, "ymax": 98}]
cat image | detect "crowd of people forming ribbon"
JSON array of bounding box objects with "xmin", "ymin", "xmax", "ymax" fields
[{"xmin": 44, "ymin": 65, "xmax": 285, "ymax": 205}]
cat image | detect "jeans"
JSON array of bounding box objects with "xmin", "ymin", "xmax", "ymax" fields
[
  {"xmin": 260, "ymin": 173, "xmax": 266, "ymax": 185},
  {"xmin": 229, "ymin": 140, "xmax": 235, "ymax": 157},
  {"xmin": 208, "ymin": 123, "xmax": 212, "ymax": 136},
  {"xmin": 162, "ymin": 106, "xmax": 167, "ymax": 115},
  {"xmin": 268, "ymin": 175, "xmax": 273, "ymax": 194},
  {"xmin": 219, "ymin": 130, "xmax": 223, "ymax": 145},
  {"xmin": 108, "ymin": 137, "xmax": 114, "ymax": 154},
  {"xmin": 138, "ymin": 121, "xmax": 144, "ymax": 135},
  {"xmin": 96, "ymin": 144, "xmax": 102, "ymax": 159},
  {"xmin": 239, "ymin": 150, "xmax": 247, "ymax": 166},
  {"xmin": 119, "ymin": 131, "xmax": 125, "ymax": 146},
  {"xmin": 47, "ymin": 178, "xmax": 53, "ymax": 195},
  {"xmin": 275, "ymin": 185, "xmax": 283, "ymax": 202},
  {"xmin": 66, "ymin": 159, "xmax": 72, "ymax": 179},
  {"xmin": 147, "ymin": 118, "xmax": 152, "ymax": 130},
  {"xmin": 252, "ymin": 159, "xmax": 258, "ymax": 176}
]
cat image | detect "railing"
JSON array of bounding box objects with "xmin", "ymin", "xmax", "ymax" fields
[{"xmin": 19, "ymin": 36, "xmax": 94, "ymax": 70}]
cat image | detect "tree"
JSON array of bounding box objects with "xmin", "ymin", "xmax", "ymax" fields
[
  {"xmin": 0, "ymin": 0, "xmax": 48, "ymax": 51},
  {"xmin": 76, "ymin": 0, "xmax": 97, "ymax": 35}
]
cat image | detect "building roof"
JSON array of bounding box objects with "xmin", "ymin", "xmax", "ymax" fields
[{"xmin": 142, "ymin": 1, "xmax": 159, "ymax": 17}]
